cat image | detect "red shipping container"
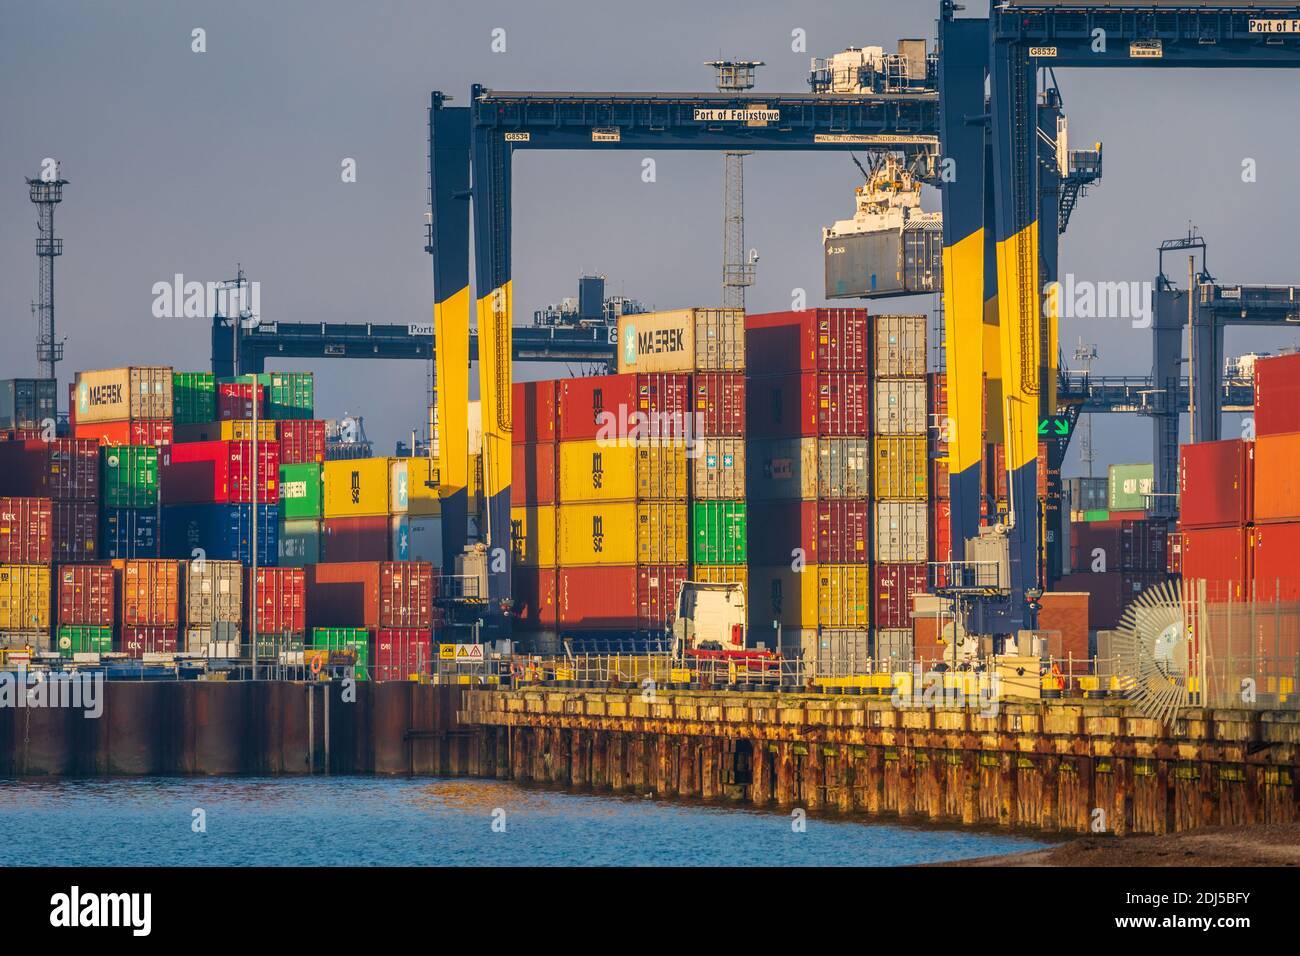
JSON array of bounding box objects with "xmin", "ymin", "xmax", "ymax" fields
[
  {"xmin": 0, "ymin": 438, "xmax": 99, "ymax": 500},
  {"xmin": 1179, "ymin": 439, "xmax": 1253, "ymax": 529},
  {"xmin": 874, "ymin": 562, "xmax": 927, "ymax": 630},
  {"xmin": 928, "ymin": 372, "xmax": 948, "ymax": 431},
  {"xmin": 277, "ymin": 420, "xmax": 326, "ymax": 465},
  {"xmin": 374, "ymin": 628, "xmax": 433, "ymax": 681},
  {"xmin": 1250, "ymin": 523, "xmax": 1300, "ymax": 602},
  {"xmin": 744, "ymin": 308, "xmax": 870, "ymax": 374},
  {"xmin": 1072, "ymin": 523, "xmax": 1122, "ymax": 573},
  {"xmin": 511, "ymin": 442, "xmax": 557, "ymax": 505},
  {"xmin": 558, "ymin": 566, "xmax": 638, "ymax": 629},
  {"xmin": 637, "ymin": 564, "xmax": 688, "ymax": 630},
  {"xmin": 992, "ymin": 442, "xmax": 1050, "ymax": 500},
  {"xmin": 306, "ymin": 561, "xmax": 433, "ymax": 629},
  {"xmin": 0, "ymin": 496, "xmax": 53, "ymax": 564},
  {"xmin": 1252, "ymin": 431, "xmax": 1300, "ymax": 525},
  {"xmin": 1167, "ymin": 530, "xmax": 1183, "ymax": 575},
  {"xmin": 51, "ymin": 500, "xmax": 98, "ymax": 563},
  {"xmin": 121, "ymin": 625, "xmax": 178, "ymax": 658},
  {"xmin": 931, "ymin": 457, "xmax": 950, "ymax": 500},
  {"xmin": 747, "ymin": 500, "xmax": 869, "ymax": 565},
  {"xmin": 74, "ymin": 419, "xmax": 173, "ymax": 448},
  {"xmin": 931, "ymin": 500, "xmax": 952, "ymax": 563},
  {"xmin": 58, "ymin": 564, "xmax": 116, "ymax": 626},
  {"xmin": 513, "ymin": 567, "xmax": 558, "ymax": 631},
  {"xmin": 322, "ymin": 516, "xmax": 389, "ymax": 562},
  {"xmin": 513, "ymin": 380, "xmax": 557, "ymax": 445},
  {"xmin": 380, "ymin": 561, "xmax": 435, "ymax": 628},
  {"xmin": 557, "ymin": 373, "xmax": 691, "ymax": 442},
  {"xmin": 1120, "ymin": 518, "xmax": 1169, "ymax": 573},
  {"xmin": 162, "ymin": 440, "xmax": 279, "ymax": 505},
  {"xmin": 217, "ymin": 382, "xmax": 266, "ymax": 421},
  {"xmin": 692, "ymin": 372, "xmax": 746, "ymax": 437},
  {"xmin": 248, "ymin": 566, "xmax": 306, "ymax": 635},
  {"xmin": 1253, "ymin": 352, "xmax": 1300, "ymax": 437},
  {"xmin": 747, "ymin": 371, "xmax": 870, "ymax": 438},
  {"xmin": 1182, "ymin": 526, "xmax": 1250, "ymax": 603},
  {"xmin": 121, "ymin": 559, "xmax": 181, "ymax": 627}
]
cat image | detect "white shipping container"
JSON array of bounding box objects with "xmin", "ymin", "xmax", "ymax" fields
[
  {"xmin": 874, "ymin": 378, "xmax": 927, "ymax": 435},
  {"xmin": 616, "ymin": 308, "xmax": 744, "ymax": 374},
  {"xmin": 691, "ymin": 438, "xmax": 746, "ymax": 499},
  {"xmin": 873, "ymin": 315, "xmax": 927, "ymax": 378},
  {"xmin": 874, "ymin": 501, "xmax": 928, "ymax": 562},
  {"xmin": 407, "ymin": 515, "xmax": 443, "ymax": 566},
  {"xmin": 185, "ymin": 560, "xmax": 243, "ymax": 627}
]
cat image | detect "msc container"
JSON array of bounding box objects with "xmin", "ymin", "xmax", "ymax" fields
[
  {"xmin": 512, "ymin": 380, "xmax": 558, "ymax": 445},
  {"xmin": 1251, "ymin": 432, "xmax": 1300, "ymax": 524},
  {"xmin": 100, "ymin": 507, "xmax": 160, "ymax": 559},
  {"xmin": 1251, "ymin": 522, "xmax": 1300, "ymax": 602},
  {"xmin": 557, "ymin": 439, "xmax": 688, "ymax": 503},
  {"xmin": 393, "ymin": 458, "xmax": 440, "ymax": 516},
  {"xmin": 746, "ymin": 564, "xmax": 818, "ymax": 630},
  {"xmin": 815, "ymin": 565, "xmax": 871, "ymax": 628},
  {"xmin": 0, "ymin": 438, "xmax": 99, "ymax": 500},
  {"xmin": 0, "ymin": 497, "xmax": 53, "ymax": 564},
  {"xmin": 101, "ymin": 445, "xmax": 159, "ymax": 509},
  {"xmin": 556, "ymin": 564, "xmax": 687, "ymax": 631},
  {"xmin": 374, "ymin": 628, "xmax": 433, "ymax": 681},
  {"xmin": 216, "ymin": 381, "xmax": 266, "ymax": 421},
  {"xmin": 277, "ymin": 419, "xmax": 327, "ymax": 466},
  {"xmin": 615, "ymin": 308, "xmax": 744, "ymax": 374},
  {"xmin": 163, "ymin": 503, "xmax": 278, "ymax": 567},
  {"xmin": 1179, "ymin": 439, "xmax": 1253, "ymax": 528},
  {"xmin": 1063, "ymin": 476, "xmax": 1108, "ymax": 513},
  {"xmin": 746, "ymin": 437, "xmax": 871, "ymax": 500},
  {"xmin": 1181, "ymin": 526, "xmax": 1250, "ymax": 603},
  {"xmin": 322, "ymin": 516, "xmax": 390, "ymax": 562},
  {"xmin": 185, "ymin": 558, "xmax": 243, "ymax": 627},
  {"xmin": 0, "ymin": 378, "xmax": 58, "ymax": 431},
  {"xmin": 162, "ymin": 440, "xmax": 279, "ymax": 506},
  {"xmin": 825, "ymin": 223, "xmax": 942, "ymax": 300},
  {"xmin": 692, "ymin": 372, "xmax": 746, "ymax": 436},
  {"xmin": 874, "ymin": 436, "xmax": 928, "ymax": 500},
  {"xmin": 267, "ymin": 372, "xmax": 315, "ymax": 420},
  {"xmin": 873, "ymin": 378, "xmax": 927, "ymax": 435},
  {"xmin": 746, "ymin": 499, "xmax": 869, "ymax": 565},
  {"xmin": 512, "ymin": 441, "xmax": 557, "ymax": 505},
  {"xmin": 691, "ymin": 500, "xmax": 747, "ymax": 565},
  {"xmin": 174, "ymin": 419, "xmax": 278, "ymax": 444},
  {"xmin": 556, "ymin": 501, "xmax": 689, "ymax": 566},
  {"xmin": 1253, "ymin": 352, "xmax": 1300, "ymax": 437},
  {"xmin": 0, "ymin": 565, "xmax": 52, "ymax": 631},
  {"xmin": 172, "ymin": 371, "xmax": 216, "ymax": 425},
  {"xmin": 1108, "ymin": 463, "xmax": 1155, "ymax": 512},
  {"xmin": 74, "ymin": 366, "xmax": 173, "ymax": 424},
  {"xmin": 74, "ymin": 419, "xmax": 173, "ymax": 448},
  {"xmin": 311, "ymin": 627, "xmax": 371, "ymax": 680},
  {"xmin": 513, "ymin": 566, "xmax": 559, "ymax": 631},
  {"xmin": 322, "ymin": 457, "xmax": 395, "ymax": 517},
  {"xmin": 56, "ymin": 624, "xmax": 113, "ymax": 656},
  {"xmin": 278, "ymin": 518, "xmax": 322, "ymax": 566},
  {"xmin": 874, "ymin": 501, "xmax": 928, "ymax": 563},
  {"xmin": 873, "ymin": 314, "xmax": 927, "ymax": 378},
  {"xmin": 743, "ymin": 309, "xmax": 871, "ymax": 375},
  {"xmin": 58, "ymin": 564, "xmax": 115, "ymax": 626},
  {"xmin": 557, "ymin": 373, "xmax": 690, "ymax": 443},
  {"xmin": 247, "ymin": 566, "xmax": 306, "ymax": 635},
  {"xmin": 691, "ymin": 438, "xmax": 745, "ymax": 500},
  {"xmin": 121, "ymin": 625, "xmax": 178, "ymax": 658},
  {"xmin": 121, "ymin": 559, "xmax": 181, "ymax": 627},
  {"xmin": 874, "ymin": 562, "xmax": 926, "ymax": 630},
  {"xmin": 746, "ymin": 371, "xmax": 870, "ymax": 439},
  {"xmin": 511, "ymin": 505, "xmax": 556, "ymax": 567},
  {"xmin": 279, "ymin": 463, "xmax": 323, "ymax": 519},
  {"xmin": 52, "ymin": 500, "xmax": 98, "ymax": 563}
]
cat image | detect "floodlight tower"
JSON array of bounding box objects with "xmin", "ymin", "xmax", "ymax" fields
[
  {"xmin": 26, "ymin": 165, "xmax": 68, "ymax": 380},
  {"xmin": 707, "ymin": 60, "xmax": 763, "ymax": 309}
]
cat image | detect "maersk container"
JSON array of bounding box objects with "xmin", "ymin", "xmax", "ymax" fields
[
  {"xmin": 1107, "ymin": 463, "xmax": 1154, "ymax": 512},
  {"xmin": 873, "ymin": 378, "xmax": 927, "ymax": 435},
  {"xmin": 874, "ymin": 501, "xmax": 928, "ymax": 562},
  {"xmin": 0, "ymin": 438, "xmax": 99, "ymax": 500},
  {"xmin": 691, "ymin": 438, "xmax": 745, "ymax": 500},
  {"xmin": 746, "ymin": 371, "xmax": 870, "ymax": 438},
  {"xmin": 100, "ymin": 508, "xmax": 160, "ymax": 559},
  {"xmin": 172, "ymin": 372, "xmax": 216, "ymax": 425},
  {"xmin": 185, "ymin": 558, "xmax": 243, "ymax": 628},
  {"xmin": 0, "ymin": 565, "xmax": 52, "ymax": 631},
  {"xmin": 58, "ymin": 564, "xmax": 115, "ymax": 626},
  {"xmin": 556, "ymin": 501, "xmax": 689, "ymax": 566},
  {"xmin": 825, "ymin": 224, "xmax": 941, "ymax": 299},
  {"xmin": 101, "ymin": 445, "xmax": 158, "ymax": 508},
  {"xmin": 874, "ymin": 436, "xmax": 928, "ymax": 500},
  {"xmin": 615, "ymin": 308, "xmax": 744, "ymax": 374},
  {"xmin": 279, "ymin": 463, "xmax": 323, "ymax": 519},
  {"xmin": 0, "ymin": 378, "xmax": 58, "ymax": 431},
  {"xmin": 872, "ymin": 314, "xmax": 928, "ymax": 378},
  {"xmin": 311, "ymin": 627, "xmax": 371, "ymax": 679},
  {"xmin": 162, "ymin": 503, "xmax": 278, "ymax": 567},
  {"xmin": 278, "ymin": 518, "xmax": 322, "ymax": 566},
  {"xmin": 744, "ymin": 309, "xmax": 871, "ymax": 376},
  {"xmin": 0, "ymin": 497, "xmax": 53, "ymax": 565},
  {"xmin": 75, "ymin": 419, "xmax": 173, "ymax": 449},
  {"xmin": 56, "ymin": 625, "xmax": 112, "ymax": 657},
  {"xmin": 746, "ymin": 437, "xmax": 870, "ymax": 500},
  {"xmin": 692, "ymin": 500, "xmax": 747, "ymax": 566},
  {"xmin": 74, "ymin": 366, "xmax": 173, "ymax": 424}
]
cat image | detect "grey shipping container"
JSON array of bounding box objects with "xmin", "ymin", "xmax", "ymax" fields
[
  {"xmin": 874, "ymin": 628, "xmax": 913, "ymax": 664},
  {"xmin": 810, "ymin": 628, "xmax": 872, "ymax": 677},
  {"xmin": 747, "ymin": 437, "xmax": 870, "ymax": 500},
  {"xmin": 874, "ymin": 501, "xmax": 928, "ymax": 562},
  {"xmin": 0, "ymin": 378, "xmax": 58, "ymax": 431},
  {"xmin": 691, "ymin": 438, "xmax": 745, "ymax": 499},
  {"xmin": 873, "ymin": 314, "xmax": 928, "ymax": 378},
  {"xmin": 825, "ymin": 223, "xmax": 942, "ymax": 300},
  {"xmin": 873, "ymin": 378, "xmax": 928, "ymax": 435},
  {"xmin": 1064, "ymin": 476, "xmax": 1108, "ymax": 513},
  {"xmin": 186, "ymin": 560, "xmax": 243, "ymax": 627},
  {"xmin": 186, "ymin": 623, "xmax": 240, "ymax": 656}
]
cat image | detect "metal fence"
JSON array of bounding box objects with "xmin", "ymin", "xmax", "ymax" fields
[{"xmin": 1192, "ymin": 588, "xmax": 1300, "ymax": 710}]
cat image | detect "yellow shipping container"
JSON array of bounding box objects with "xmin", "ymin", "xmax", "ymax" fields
[
  {"xmin": 557, "ymin": 440, "xmax": 687, "ymax": 502},
  {"xmin": 174, "ymin": 420, "xmax": 278, "ymax": 443},
  {"xmin": 747, "ymin": 564, "xmax": 818, "ymax": 630},
  {"xmin": 557, "ymin": 502, "xmax": 688, "ymax": 566},
  {"xmin": 874, "ymin": 436, "xmax": 928, "ymax": 500},
  {"xmin": 401, "ymin": 457, "xmax": 441, "ymax": 516},
  {"xmin": 323, "ymin": 458, "xmax": 393, "ymax": 517},
  {"xmin": 511, "ymin": 505, "xmax": 556, "ymax": 567},
  {"xmin": 692, "ymin": 564, "xmax": 748, "ymax": 591},
  {"xmin": 815, "ymin": 565, "xmax": 871, "ymax": 628},
  {"xmin": 0, "ymin": 565, "xmax": 52, "ymax": 631}
]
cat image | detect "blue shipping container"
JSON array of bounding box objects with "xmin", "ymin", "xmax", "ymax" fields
[
  {"xmin": 100, "ymin": 507, "xmax": 160, "ymax": 559},
  {"xmin": 162, "ymin": 503, "xmax": 279, "ymax": 567}
]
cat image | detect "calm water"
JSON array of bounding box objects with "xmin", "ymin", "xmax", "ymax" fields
[{"xmin": 0, "ymin": 777, "xmax": 1045, "ymax": 866}]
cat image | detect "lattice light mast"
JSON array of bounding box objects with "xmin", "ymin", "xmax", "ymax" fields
[
  {"xmin": 707, "ymin": 60, "xmax": 763, "ymax": 309},
  {"xmin": 27, "ymin": 165, "xmax": 68, "ymax": 381}
]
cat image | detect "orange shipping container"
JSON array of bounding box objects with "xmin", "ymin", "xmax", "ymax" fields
[
  {"xmin": 121, "ymin": 559, "xmax": 181, "ymax": 627},
  {"xmin": 1252, "ymin": 432, "xmax": 1300, "ymax": 525}
]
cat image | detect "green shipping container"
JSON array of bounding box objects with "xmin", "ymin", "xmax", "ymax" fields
[
  {"xmin": 278, "ymin": 518, "xmax": 322, "ymax": 566},
  {"xmin": 101, "ymin": 445, "xmax": 159, "ymax": 508},
  {"xmin": 311, "ymin": 627, "xmax": 370, "ymax": 680},
  {"xmin": 252, "ymin": 635, "xmax": 305, "ymax": 658},
  {"xmin": 173, "ymin": 371, "xmax": 216, "ymax": 425},
  {"xmin": 1082, "ymin": 509, "xmax": 1110, "ymax": 523},
  {"xmin": 269, "ymin": 372, "xmax": 314, "ymax": 420},
  {"xmin": 57, "ymin": 625, "xmax": 113, "ymax": 657},
  {"xmin": 692, "ymin": 500, "xmax": 747, "ymax": 565},
  {"xmin": 1108, "ymin": 463, "xmax": 1154, "ymax": 512},
  {"xmin": 279, "ymin": 463, "xmax": 323, "ymax": 519}
]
